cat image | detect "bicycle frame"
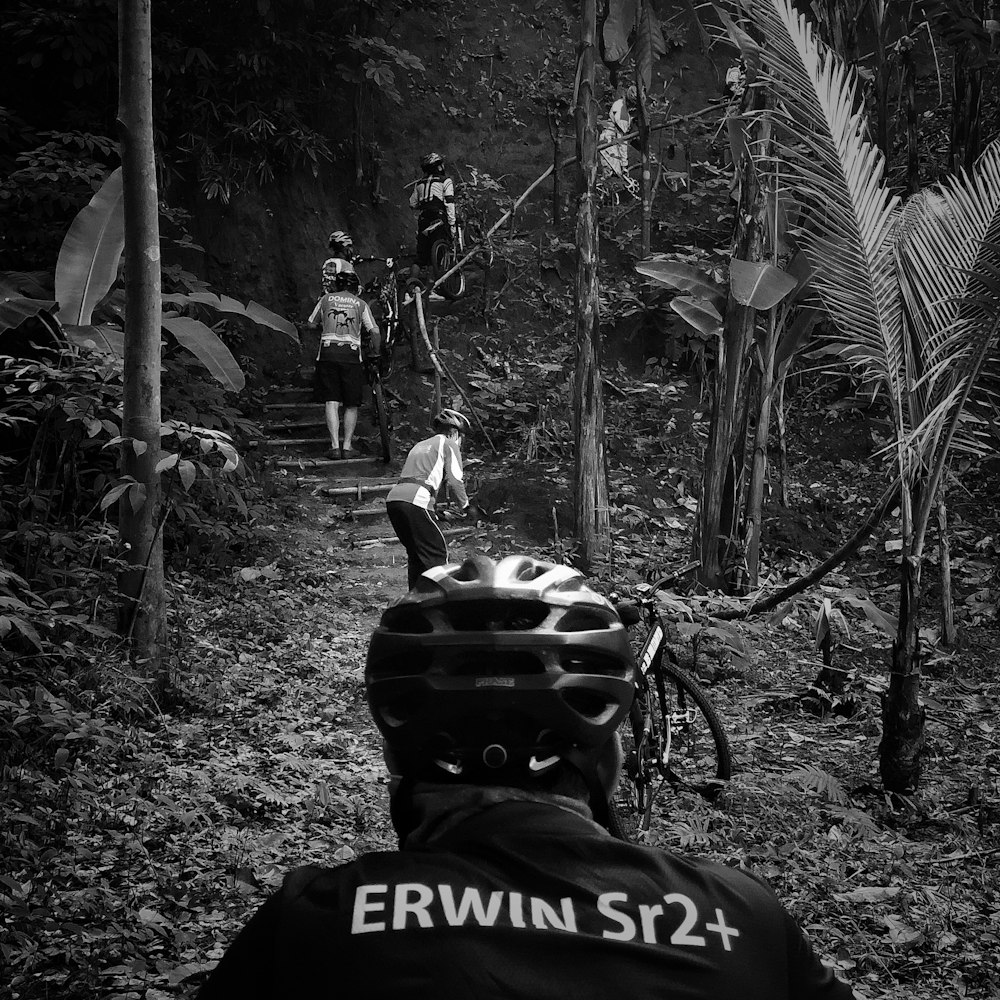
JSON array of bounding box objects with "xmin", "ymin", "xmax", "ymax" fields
[{"xmin": 634, "ymin": 607, "xmax": 707, "ymax": 777}]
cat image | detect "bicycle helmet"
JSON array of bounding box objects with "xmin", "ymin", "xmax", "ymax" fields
[
  {"xmin": 433, "ymin": 408, "xmax": 471, "ymax": 434},
  {"xmin": 335, "ymin": 270, "xmax": 360, "ymax": 293},
  {"xmin": 328, "ymin": 230, "xmax": 355, "ymax": 258},
  {"xmin": 366, "ymin": 554, "xmax": 637, "ymax": 790},
  {"xmin": 322, "ymin": 257, "xmax": 356, "ymax": 292},
  {"xmin": 420, "ymin": 151, "xmax": 445, "ymax": 175}
]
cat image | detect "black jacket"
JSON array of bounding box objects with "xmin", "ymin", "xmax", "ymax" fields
[{"xmin": 198, "ymin": 797, "xmax": 854, "ymax": 1000}]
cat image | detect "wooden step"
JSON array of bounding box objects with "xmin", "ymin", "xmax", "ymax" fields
[
  {"xmin": 264, "ymin": 401, "xmax": 324, "ymax": 413},
  {"xmin": 275, "ymin": 455, "xmax": 386, "ymax": 470},
  {"xmin": 320, "ymin": 482, "xmax": 394, "ymax": 499},
  {"xmin": 260, "ymin": 435, "xmax": 329, "ymax": 449}
]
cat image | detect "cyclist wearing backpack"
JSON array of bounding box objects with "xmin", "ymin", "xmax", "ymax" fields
[
  {"xmin": 308, "ymin": 260, "xmax": 381, "ymax": 460},
  {"xmin": 409, "ymin": 152, "xmax": 457, "ymax": 267},
  {"xmin": 384, "ymin": 408, "xmax": 471, "ymax": 587},
  {"xmin": 197, "ymin": 554, "xmax": 856, "ymax": 1000}
]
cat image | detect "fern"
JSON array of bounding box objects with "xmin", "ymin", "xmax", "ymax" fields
[{"xmin": 785, "ymin": 765, "xmax": 849, "ymax": 805}]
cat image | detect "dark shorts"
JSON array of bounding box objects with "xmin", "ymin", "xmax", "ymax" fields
[
  {"xmin": 416, "ymin": 217, "xmax": 450, "ymax": 266},
  {"xmin": 313, "ymin": 359, "xmax": 364, "ymax": 407}
]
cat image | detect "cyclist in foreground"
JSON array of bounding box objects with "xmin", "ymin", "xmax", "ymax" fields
[
  {"xmin": 409, "ymin": 151, "xmax": 457, "ymax": 270},
  {"xmin": 197, "ymin": 554, "xmax": 856, "ymax": 1000},
  {"xmin": 384, "ymin": 408, "xmax": 471, "ymax": 588},
  {"xmin": 308, "ymin": 260, "xmax": 380, "ymax": 460}
]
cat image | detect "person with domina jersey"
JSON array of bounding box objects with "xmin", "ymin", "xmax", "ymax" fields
[
  {"xmin": 308, "ymin": 259, "xmax": 380, "ymax": 460},
  {"xmin": 384, "ymin": 408, "xmax": 471, "ymax": 587},
  {"xmin": 196, "ymin": 554, "xmax": 858, "ymax": 1000}
]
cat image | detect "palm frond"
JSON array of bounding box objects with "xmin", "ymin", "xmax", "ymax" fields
[
  {"xmin": 744, "ymin": 0, "xmax": 905, "ymax": 421},
  {"xmin": 895, "ymin": 139, "xmax": 1000, "ymax": 415}
]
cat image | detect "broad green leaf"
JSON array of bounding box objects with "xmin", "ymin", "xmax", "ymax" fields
[
  {"xmin": 161, "ymin": 316, "xmax": 246, "ymax": 392},
  {"xmin": 55, "ymin": 168, "xmax": 124, "ymax": 325},
  {"xmin": 635, "ymin": 2, "xmax": 666, "ymax": 91},
  {"xmin": 128, "ymin": 482, "xmax": 147, "ymax": 513},
  {"xmin": 100, "ymin": 481, "xmax": 133, "ymax": 511},
  {"xmin": 155, "ymin": 454, "xmax": 180, "ymax": 474},
  {"xmin": 671, "ymin": 295, "xmax": 724, "ymax": 338},
  {"xmin": 603, "ymin": 0, "xmax": 638, "ymax": 63},
  {"xmin": 636, "ymin": 259, "xmax": 725, "ymax": 300},
  {"xmin": 64, "ymin": 324, "xmax": 126, "ymax": 356},
  {"xmin": 0, "ymin": 298, "xmax": 57, "ymax": 334},
  {"xmin": 730, "ymin": 258, "xmax": 799, "ymax": 309},
  {"xmin": 713, "ymin": 4, "xmax": 762, "ymax": 76},
  {"xmin": 246, "ymin": 301, "xmax": 299, "ymax": 342},
  {"xmin": 178, "ymin": 460, "xmax": 197, "ymax": 491},
  {"xmin": 162, "ymin": 292, "xmax": 299, "ymax": 344}
]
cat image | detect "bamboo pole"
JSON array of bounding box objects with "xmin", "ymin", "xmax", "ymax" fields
[{"xmin": 413, "ymin": 289, "xmax": 498, "ymax": 452}]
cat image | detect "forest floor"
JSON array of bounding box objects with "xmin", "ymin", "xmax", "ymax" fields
[{"xmin": 6, "ymin": 364, "xmax": 1000, "ymax": 1000}]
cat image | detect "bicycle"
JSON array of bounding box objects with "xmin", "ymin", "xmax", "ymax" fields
[
  {"xmin": 607, "ymin": 566, "xmax": 732, "ymax": 842},
  {"xmin": 362, "ymin": 354, "xmax": 392, "ymax": 464},
  {"xmin": 425, "ymin": 218, "xmax": 467, "ymax": 300},
  {"xmin": 356, "ymin": 256, "xmax": 405, "ymax": 378}
]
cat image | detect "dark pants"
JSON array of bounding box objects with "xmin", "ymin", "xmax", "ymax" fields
[{"xmin": 386, "ymin": 500, "xmax": 448, "ymax": 588}]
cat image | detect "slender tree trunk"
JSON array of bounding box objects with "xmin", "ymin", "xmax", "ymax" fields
[
  {"xmin": 117, "ymin": 0, "xmax": 165, "ymax": 677},
  {"xmin": 880, "ymin": 550, "xmax": 926, "ymax": 794},
  {"xmin": 548, "ymin": 105, "xmax": 562, "ymax": 224},
  {"xmin": 777, "ymin": 372, "xmax": 789, "ymax": 507},
  {"xmin": 697, "ymin": 86, "xmax": 765, "ymax": 591},
  {"xmin": 871, "ymin": 1, "xmax": 891, "ymax": 165},
  {"xmin": 573, "ymin": 0, "xmax": 609, "ymax": 565},
  {"xmin": 635, "ymin": 69, "xmax": 651, "ymax": 258},
  {"xmin": 951, "ymin": 38, "xmax": 984, "ymax": 174},
  {"xmin": 745, "ymin": 309, "xmax": 779, "ymax": 588},
  {"xmin": 938, "ymin": 496, "xmax": 957, "ymax": 646},
  {"xmin": 353, "ymin": 84, "xmax": 365, "ymax": 188},
  {"xmin": 901, "ymin": 36, "xmax": 920, "ymax": 194}
]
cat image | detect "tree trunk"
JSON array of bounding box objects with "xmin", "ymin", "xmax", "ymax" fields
[
  {"xmin": 745, "ymin": 310, "xmax": 779, "ymax": 588},
  {"xmin": 117, "ymin": 0, "xmax": 165, "ymax": 678},
  {"xmin": 548, "ymin": 105, "xmax": 562, "ymax": 224},
  {"xmin": 951, "ymin": 39, "xmax": 984, "ymax": 175},
  {"xmin": 353, "ymin": 84, "xmax": 365, "ymax": 188},
  {"xmin": 880, "ymin": 552, "xmax": 927, "ymax": 794},
  {"xmin": 635, "ymin": 68, "xmax": 651, "ymax": 259},
  {"xmin": 938, "ymin": 496, "xmax": 957, "ymax": 646},
  {"xmin": 901, "ymin": 37, "xmax": 920, "ymax": 195},
  {"xmin": 697, "ymin": 86, "xmax": 765, "ymax": 591},
  {"xmin": 871, "ymin": 2, "xmax": 891, "ymax": 165},
  {"xmin": 776, "ymin": 372, "xmax": 789, "ymax": 507},
  {"xmin": 573, "ymin": 0, "xmax": 609, "ymax": 565}
]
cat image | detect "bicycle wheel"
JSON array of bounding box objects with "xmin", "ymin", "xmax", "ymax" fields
[
  {"xmin": 656, "ymin": 660, "xmax": 731, "ymax": 800},
  {"xmin": 609, "ymin": 693, "xmax": 653, "ymax": 841},
  {"xmin": 430, "ymin": 238, "xmax": 466, "ymax": 300},
  {"xmin": 371, "ymin": 378, "xmax": 392, "ymax": 463}
]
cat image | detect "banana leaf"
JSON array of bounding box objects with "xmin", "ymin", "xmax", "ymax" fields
[
  {"xmin": 0, "ymin": 298, "xmax": 57, "ymax": 334},
  {"xmin": 636, "ymin": 260, "xmax": 726, "ymax": 302},
  {"xmin": 55, "ymin": 168, "xmax": 124, "ymax": 326},
  {"xmin": 64, "ymin": 324, "xmax": 126, "ymax": 356},
  {"xmin": 603, "ymin": 0, "xmax": 638, "ymax": 63},
  {"xmin": 729, "ymin": 257, "xmax": 798, "ymax": 309},
  {"xmin": 162, "ymin": 292, "xmax": 299, "ymax": 344},
  {"xmin": 161, "ymin": 316, "xmax": 245, "ymax": 392},
  {"xmin": 671, "ymin": 296, "xmax": 724, "ymax": 338}
]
